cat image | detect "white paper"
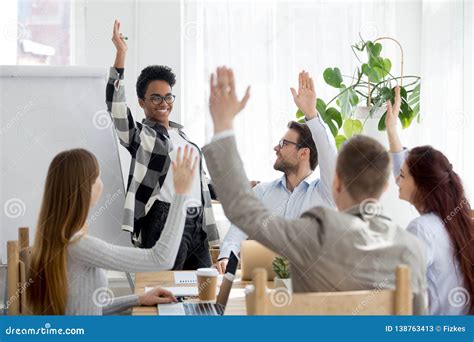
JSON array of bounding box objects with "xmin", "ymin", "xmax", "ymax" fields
[
  {"xmin": 173, "ymin": 272, "xmax": 224, "ymax": 285},
  {"xmin": 157, "ymin": 303, "xmax": 185, "ymax": 316},
  {"xmin": 145, "ymin": 286, "xmax": 198, "ymax": 297},
  {"xmin": 173, "ymin": 272, "xmax": 197, "ymax": 284}
]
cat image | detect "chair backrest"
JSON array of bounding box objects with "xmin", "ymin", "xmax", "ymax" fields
[
  {"xmin": 7, "ymin": 227, "xmax": 32, "ymax": 315},
  {"xmin": 245, "ymin": 265, "xmax": 412, "ymax": 315},
  {"xmin": 240, "ymin": 240, "xmax": 277, "ymax": 281}
]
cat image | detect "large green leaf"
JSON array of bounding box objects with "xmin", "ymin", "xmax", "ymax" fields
[
  {"xmin": 378, "ymin": 112, "xmax": 387, "ymax": 131},
  {"xmin": 362, "ymin": 63, "xmax": 382, "ymax": 83},
  {"xmin": 399, "ymin": 100, "xmax": 415, "ymax": 129},
  {"xmin": 322, "ymin": 117, "xmax": 338, "ymax": 137},
  {"xmin": 408, "ymin": 84, "xmax": 420, "ymax": 106},
  {"xmin": 323, "ymin": 67, "xmax": 343, "ymax": 88},
  {"xmin": 367, "ymin": 41, "xmax": 382, "ymax": 58},
  {"xmin": 399, "ymin": 86, "xmax": 408, "ymax": 100},
  {"xmin": 343, "ymin": 118, "xmax": 363, "ymax": 138},
  {"xmin": 380, "ymin": 86, "xmax": 393, "ymax": 101},
  {"xmin": 296, "ymin": 109, "xmax": 305, "ymax": 119},
  {"xmin": 326, "ymin": 107, "xmax": 343, "ymax": 128},
  {"xmin": 316, "ymin": 98, "xmax": 327, "ymax": 116},
  {"xmin": 373, "ymin": 58, "xmax": 392, "ymax": 78},
  {"xmin": 349, "ymin": 89, "xmax": 359, "ymax": 106},
  {"xmin": 318, "ymin": 106, "xmax": 338, "ymax": 138},
  {"xmin": 339, "ymin": 86, "xmax": 358, "ymax": 118},
  {"xmin": 335, "ymin": 135, "xmax": 347, "ymax": 150},
  {"xmin": 408, "ymin": 83, "xmax": 421, "ymax": 118}
]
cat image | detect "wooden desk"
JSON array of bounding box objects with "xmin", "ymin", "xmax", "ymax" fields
[{"xmin": 132, "ymin": 271, "xmax": 273, "ymax": 315}]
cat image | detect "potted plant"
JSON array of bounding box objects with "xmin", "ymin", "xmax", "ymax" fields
[
  {"xmin": 296, "ymin": 36, "xmax": 421, "ymax": 149},
  {"xmin": 272, "ymin": 256, "xmax": 292, "ymax": 292}
]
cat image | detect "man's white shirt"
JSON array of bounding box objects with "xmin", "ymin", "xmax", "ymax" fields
[{"xmin": 216, "ymin": 115, "xmax": 337, "ymax": 259}]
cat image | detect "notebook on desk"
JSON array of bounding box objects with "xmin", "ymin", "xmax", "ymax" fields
[{"xmin": 158, "ymin": 251, "xmax": 239, "ymax": 316}]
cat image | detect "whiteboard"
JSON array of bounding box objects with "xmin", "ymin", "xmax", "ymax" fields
[{"xmin": 0, "ymin": 66, "xmax": 131, "ymax": 261}]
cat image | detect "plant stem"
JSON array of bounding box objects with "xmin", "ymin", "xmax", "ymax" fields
[{"xmin": 369, "ymin": 76, "xmax": 420, "ymax": 98}]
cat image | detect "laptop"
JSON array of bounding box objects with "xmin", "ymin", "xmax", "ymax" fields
[{"xmin": 158, "ymin": 251, "xmax": 239, "ymax": 316}]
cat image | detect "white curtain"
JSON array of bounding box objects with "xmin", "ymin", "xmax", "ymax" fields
[
  {"xmin": 182, "ymin": 0, "xmax": 418, "ymax": 177},
  {"xmin": 419, "ymin": 0, "xmax": 474, "ymax": 199},
  {"xmin": 182, "ymin": 0, "xmax": 473, "ymax": 225}
]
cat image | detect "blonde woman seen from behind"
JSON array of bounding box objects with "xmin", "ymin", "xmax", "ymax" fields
[{"xmin": 28, "ymin": 146, "xmax": 198, "ymax": 315}]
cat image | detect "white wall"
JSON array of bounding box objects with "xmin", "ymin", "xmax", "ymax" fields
[{"xmin": 74, "ymin": 0, "xmax": 182, "ymax": 185}]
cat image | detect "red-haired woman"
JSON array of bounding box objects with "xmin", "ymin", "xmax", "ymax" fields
[{"xmin": 386, "ymin": 87, "xmax": 474, "ymax": 315}]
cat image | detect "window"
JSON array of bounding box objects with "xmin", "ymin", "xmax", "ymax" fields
[{"xmin": 0, "ymin": 0, "xmax": 72, "ymax": 65}]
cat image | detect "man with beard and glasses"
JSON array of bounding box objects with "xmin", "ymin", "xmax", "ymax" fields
[{"xmin": 214, "ymin": 70, "xmax": 337, "ymax": 273}]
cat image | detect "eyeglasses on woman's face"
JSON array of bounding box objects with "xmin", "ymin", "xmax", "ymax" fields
[{"xmin": 147, "ymin": 94, "xmax": 176, "ymax": 105}]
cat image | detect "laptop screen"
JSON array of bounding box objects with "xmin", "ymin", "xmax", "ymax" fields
[{"xmin": 216, "ymin": 251, "xmax": 239, "ymax": 307}]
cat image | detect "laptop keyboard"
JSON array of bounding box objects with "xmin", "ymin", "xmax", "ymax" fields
[{"xmin": 184, "ymin": 303, "xmax": 224, "ymax": 316}]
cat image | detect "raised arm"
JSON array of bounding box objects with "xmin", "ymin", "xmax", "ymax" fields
[
  {"xmin": 385, "ymin": 86, "xmax": 408, "ymax": 178},
  {"xmin": 69, "ymin": 146, "xmax": 199, "ymax": 272},
  {"xmin": 205, "ymin": 67, "xmax": 323, "ymax": 266},
  {"xmin": 291, "ymin": 71, "xmax": 337, "ymax": 204},
  {"xmin": 386, "ymin": 86, "xmax": 403, "ymax": 153},
  {"xmin": 112, "ymin": 19, "xmax": 127, "ymax": 69},
  {"xmin": 105, "ymin": 19, "xmax": 139, "ymax": 151}
]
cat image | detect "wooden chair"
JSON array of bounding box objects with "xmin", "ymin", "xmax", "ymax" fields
[
  {"xmin": 245, "ymin": 265, "xmax": 412, "ymax": 315},
  {"xmin": 240, "ymin": 240, "xmax": 277, "ymax": 280},
  {"xmin": 7, "ymin": 227, "xmax": 32, "ymax": 315}
]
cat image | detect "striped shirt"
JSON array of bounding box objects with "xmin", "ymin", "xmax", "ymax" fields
[{"xmin": 105, "ymin": 67, "xmax": 219, "ymax": 246}]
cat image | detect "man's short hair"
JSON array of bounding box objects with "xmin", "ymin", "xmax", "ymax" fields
[
  {"xmin": 336, "ymin": 135, "xmax": 391, "ymax": 201},
  {"xmin": 287, "ymin": 121, "xmax": 318, "ymax": 170},
  {"xmin": 136, "ymin": 65, "xmax": 176, "ymax": 99}
]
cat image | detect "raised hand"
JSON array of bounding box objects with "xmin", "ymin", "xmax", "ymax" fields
[
  {"xmin": 385, "ymin": 86, "xmax": 401, "ymax": 130},
  {"xmin": 209, "ymin": 66, "xmax": 251, "ymax": 133},
  {"xmin": 290, "ymin": 71, "xmax": 317, "ymax": 120},
  {"xmin": 112, "ymin": 19, "xmax": 127, "ymax": 68},
  {"xmin": 172, "ymin": 145, "xmax": 199, "ymax": 195},
  {"xmin": 385, "ymin": 86, "xmax": 403, "ymax": 152}
]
